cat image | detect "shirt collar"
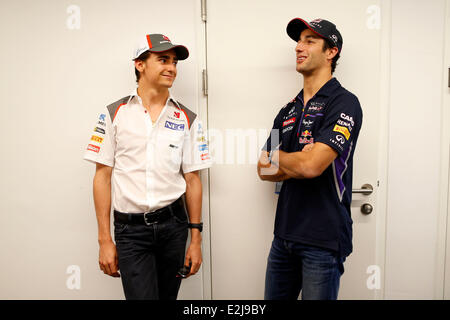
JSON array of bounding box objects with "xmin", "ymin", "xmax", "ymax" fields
[
  {"xmin": 128, "ymin": 88, "xmax": 179, "ymax": 109},
  {"xmin": 297, "ymin": 77, "xmax": 341, "ymax": 102}
]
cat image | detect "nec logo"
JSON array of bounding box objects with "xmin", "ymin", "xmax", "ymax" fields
[{"xmin": 165, "ymin": 121, "xmax": 185, "ymax": 131}]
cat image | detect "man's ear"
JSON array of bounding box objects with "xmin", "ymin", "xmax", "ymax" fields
[
  {"xmin": 327, "ymin": 46, "xmax": 339, "ymax": 61},
  {"xmin": 134, "ymin": 59, "xmax": 144, "ymax": 73}
]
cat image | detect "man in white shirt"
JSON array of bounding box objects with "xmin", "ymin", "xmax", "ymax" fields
[{"xmin": 84, "ymin": 34, "xmax": 211, "ymax": 300}]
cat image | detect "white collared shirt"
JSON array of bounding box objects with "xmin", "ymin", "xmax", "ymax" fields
[{"xmin": 83, "ymin": 89, "xmax": 212, "ymax": 213}]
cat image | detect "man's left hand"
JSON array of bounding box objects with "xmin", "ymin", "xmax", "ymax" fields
[{"xmin": 184, "ymin": 241, "xmax": 202, "ymax": 277}]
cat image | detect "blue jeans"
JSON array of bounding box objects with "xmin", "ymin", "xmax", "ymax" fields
[
  {"xmin": 114, "ymin": 208, "xmax": 188, "ymax": 300},
  {"xmin": 264, "ymin": 236, "xmax": 345, "ymax": 300}
]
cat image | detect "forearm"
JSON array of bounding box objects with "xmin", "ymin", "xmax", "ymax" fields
[
  {"xmin": 258, "ymin": 164, "xmax": 290, "ymax": 181},
  {"xmin": 277, "ymin": 150, "xmax": 311, "ymax": 179},
  {"xmin": 93, "ymin": 174, "xmax": 112, "ymax": 243},
  {"xmin": 185, "ymin": 173, "xmax": 203, "ymax": 244},
  {"xmin": 257, "ymin": 151, "xmax": 291, "ymax": 182}
]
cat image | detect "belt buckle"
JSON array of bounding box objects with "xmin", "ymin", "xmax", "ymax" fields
[{"xmin": 144, "ymin": 210, "xmax": 158, "ymax": 226}]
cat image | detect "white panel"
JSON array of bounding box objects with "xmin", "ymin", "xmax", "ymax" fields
[
  {"xmin": 385, "ymin": 0, "xmax": 446, "ymax": 299},
  {"xmin": 0, "ymin": 0, "xmax": 207, "ymax": 299}
]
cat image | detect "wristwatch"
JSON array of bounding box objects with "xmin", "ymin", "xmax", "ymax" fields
[{"xmin": 188, "ymin": 223, "xmax": 203, "ymax": 232}]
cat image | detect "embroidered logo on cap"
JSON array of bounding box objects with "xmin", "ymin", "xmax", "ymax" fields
[{"xmin": 331, "ymin": 35, "xmax": 338, "ymax": 44}]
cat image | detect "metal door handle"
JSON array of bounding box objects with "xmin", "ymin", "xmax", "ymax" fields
[{"xmin": 352, "ymin": 184, "xmax": 373, "ymax": 195}]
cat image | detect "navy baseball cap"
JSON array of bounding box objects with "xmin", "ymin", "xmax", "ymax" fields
[{"xmin": 287, "ymin": 18, "xmax": 343, "ymax": 53}]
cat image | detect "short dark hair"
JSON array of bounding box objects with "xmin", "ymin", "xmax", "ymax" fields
[
  {"xmin": 322, "ymin": 40, "xmax": 340, "ymax": 74},
  {"xmin": 134, "ymin": 51, "xmax": 152, "ymax": 83}
]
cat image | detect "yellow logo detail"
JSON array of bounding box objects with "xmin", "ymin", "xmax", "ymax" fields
[
  {"xmin": 333, "ymin": 125, "xmax": 350, "ymax": 140},
  {"xmin": 91, "ymin": 135, "xmax": 103, "ymax": 143}
]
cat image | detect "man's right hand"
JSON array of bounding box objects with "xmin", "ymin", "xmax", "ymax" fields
[{"xmin": 99, "ymin": 240, "xmax": 120, "ymax": 277}]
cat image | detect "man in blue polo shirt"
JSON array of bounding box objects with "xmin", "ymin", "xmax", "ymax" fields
[{"xmin": 257, "ymin": 18, "xmax": 363, "ymax": 300}]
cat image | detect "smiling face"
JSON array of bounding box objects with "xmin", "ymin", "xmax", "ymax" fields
[
  {"xmin": 295, "ymin": 29, "xmax": 336, "ymax": 76},
  {"xmin": 135, "ymin": 49, "xmax": 178, "ymax": 89}
]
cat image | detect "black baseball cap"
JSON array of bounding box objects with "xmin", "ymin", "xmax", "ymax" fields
[
  {"xmin": 133, "ymin": 34, "xmax": 189, "ymax": 61},
  {"xmin": 286, "ymin": 18, "xmax": 343, "ymax": 53}
]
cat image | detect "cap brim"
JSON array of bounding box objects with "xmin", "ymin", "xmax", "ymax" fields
[
  {"xmin": 149, "ymin": 43, "xmax": 189, "ymax": 60},
  {"xmin": 286, "ymin": 18, "xmax": 327, "ymax": 42}
]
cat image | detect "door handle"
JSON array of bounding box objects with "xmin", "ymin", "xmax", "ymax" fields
[{"xmin": 352, "ymin": 184, "xmax": 373, "ymax": 195}]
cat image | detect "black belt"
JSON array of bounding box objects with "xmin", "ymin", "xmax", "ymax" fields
[{"xmin": 114, "ymin": 197, "xmax": 184, "ymax": 226}]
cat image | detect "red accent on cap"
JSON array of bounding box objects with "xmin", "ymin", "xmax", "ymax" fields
[{"xmin": 146, "ymin": 35, "xmax": 153, "ymax": 49}]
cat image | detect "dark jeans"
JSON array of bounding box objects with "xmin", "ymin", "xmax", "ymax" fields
[
  {"xmin": 264, "ymin": 236, "xmax": 345, "ymax": 300},
  {"xmin": 114, "ymin": 207, "xmax": 188, "ymax": 300}
]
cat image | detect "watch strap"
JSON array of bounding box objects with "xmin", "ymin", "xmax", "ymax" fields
[{"xmin": 188, "ymin": 223, "xmax": 203, "ymax": 232}]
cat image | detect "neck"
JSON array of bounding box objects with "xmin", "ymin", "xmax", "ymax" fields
[
  {"xmin": 137, "ymin": 81, "xmax": 169, "ymax": 108},
  {"xmin": 301, "ymin": 68, "xmax": 332, "ymax": 104}
]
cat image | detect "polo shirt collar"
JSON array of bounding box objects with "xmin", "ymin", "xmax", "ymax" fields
[
  {"xmin": 128, "ymin": 88, "xmax": 178, "ymax": 108},
  {"xmin": 297, "ymin": 77, "xmax": 341, "ymax": 101}
]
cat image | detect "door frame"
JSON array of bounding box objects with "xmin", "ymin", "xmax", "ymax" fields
[
  {"xmin": 374, "ymin": 0, "xmax": 393, "ymax": 300},
  {"xmin": 441, "ymin": 0, "xmax": 450, "ymax": 300}
]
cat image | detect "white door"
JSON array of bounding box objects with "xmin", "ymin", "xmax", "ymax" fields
[
  {"xmin": 0, "ymin": 0, "xmax": 209, "ymax": 299},
  {"xmin": 206, "ymin": 0, "xmax": 386, "ymax": 299}
]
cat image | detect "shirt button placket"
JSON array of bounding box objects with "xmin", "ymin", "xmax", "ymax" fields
[{"xmin": 145, "ymin": 111, "xmax": 154, "ymax": 211}]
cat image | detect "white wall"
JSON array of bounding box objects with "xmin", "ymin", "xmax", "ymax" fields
[{"xmin": 385, "ymin": 0, "xmax": 447, "ymax": 299}]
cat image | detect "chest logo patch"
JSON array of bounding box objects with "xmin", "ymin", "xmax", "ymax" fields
[
  {"xmin": 282, "ymin": 117, "xmax": 296, "ymax": 127},
  {"xmin": 165, "ymin": 121, "xmax": 185, "ymax": 131},
  {"xmin": 299, "ymin": 130, "xmax": 314, "ymax": 144}
]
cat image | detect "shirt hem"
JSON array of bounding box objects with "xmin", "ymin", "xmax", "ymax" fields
[{"xmin": 83, "ymin": 156, "xmax": 114, "ymax": 167}]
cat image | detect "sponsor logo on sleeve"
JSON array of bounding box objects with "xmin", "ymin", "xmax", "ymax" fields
[
  {"xmin": 198, "ymin": 144, "xmax": 208, "ymax": 152},
  {"xmin": 87, "ymin": 144, "xmax": 100, "ymax": 153},
  {"xmin": 201, "ymin": 153, "xmax": 210, "ymax": 161},
  {"xmin": 340, "ymin": 113, "xmax": 355, "ymax": 127},
  {"xmin": 336, "ymin": 134, "xmax": 345, "ymax": 144},
  {"xmin": 174, "ymin": 111, "xmax": 180, "ymax": 118},
  {"xmin": 99, "ymin": 114, "xmax": 106, "ymax": 121},
  {"xmin": 337, "ymin": 119, "xmax": 353, "ymax": 131},
  {"xmin": 282, "ymin": 117, "xmax": 296, "ymax": 127},
  {"xmin": 333, "ymin": 125, "xmax": 351, "ymax": 140},
  {"xmin": 330, "ymin": 135, "xmax": 345, "ymax": 151},
  {"xmin": 94, "ymin": 127, "xmax": 105, "ymax": 134},
  {"xmin": 91, "ymin": 135, "xmax": 103, "ymax": 143},
  {"xmin": 97, "ymin": 121, "xmax": 106, "ymax": 127},
  {"xmin": 165, "ymin": 121, "xmax": 185, "ymax": 131}
]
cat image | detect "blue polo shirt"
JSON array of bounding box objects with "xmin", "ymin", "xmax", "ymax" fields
[{"xmin": 263, "ymin": 78, "xmax": 363, "ymax": 258}]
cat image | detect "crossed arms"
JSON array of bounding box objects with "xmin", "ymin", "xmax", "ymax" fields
[{"xmin": 257, "ymin": 142, "xmax": 338, "ymax": 182}]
